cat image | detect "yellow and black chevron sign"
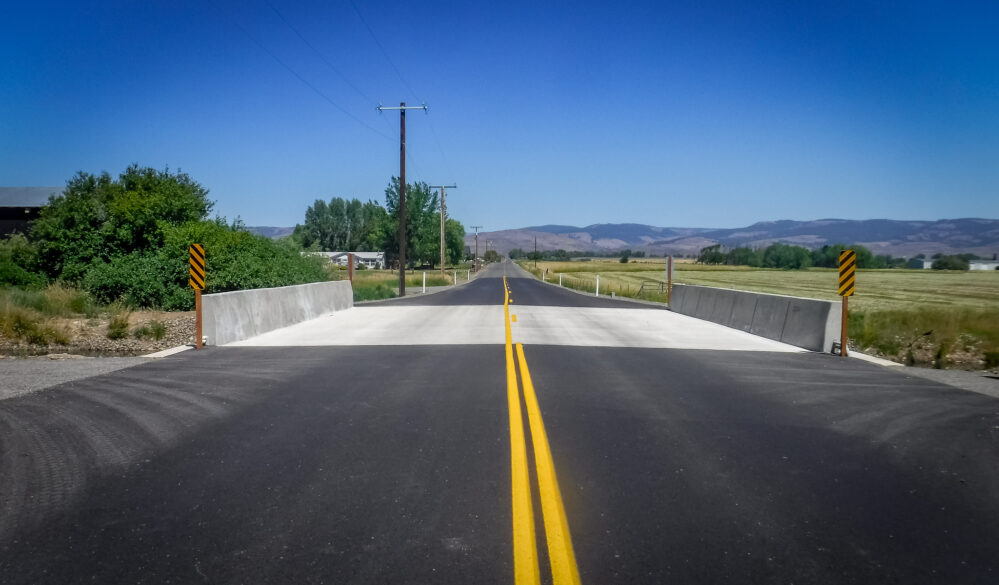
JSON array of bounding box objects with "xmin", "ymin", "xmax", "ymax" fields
[
  {"xmin": 189, "ymin": 244, "xmax": 205, "ymax": 290},
  {"xmin": 838, "ymin": 249, "xmax": 856, "ymax": 296}
]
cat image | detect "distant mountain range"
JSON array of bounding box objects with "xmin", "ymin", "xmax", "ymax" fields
[
  {"xmin": 463, "ymin": 219, "xmax": 999, "ymax": 258},
  {"xmin": 246, "ymin": 226, "xmax": 295, "ymax": 239},
  {"xmin": 248, "ymin": 219, "xmax": 999, "ymax": 258}
]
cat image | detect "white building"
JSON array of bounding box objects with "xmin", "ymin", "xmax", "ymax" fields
[
  {"xmin": 311, "ymin": 251, "xmax": 385, "ymax": 269},
  {"xmin": 920, "ymin": 258, "xmax": 999, "ymax": 270}
]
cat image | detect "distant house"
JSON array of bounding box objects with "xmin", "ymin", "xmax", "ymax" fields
[
  {"xmin": 970, "ymin": 260, "xmax": 999, "ymax": 271},
  {"xmin": 0, "ymin": 187, "xmax": 61, "ymax": 236},
  {"xmin": 311, "ymin": 251, "xmax": 385, "ymax": 269},
  {"xmin": 920, "ymin": 258, "xmax": 999, "ymax": 270}
]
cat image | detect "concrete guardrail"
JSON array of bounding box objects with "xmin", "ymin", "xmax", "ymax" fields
[
  {"xmin": 670, "ymin": 284, "xmax": 841, "ymax": 353},
  {"xmin": 203, "ymin": 281, "xmax": 353, "ymax": 346}
]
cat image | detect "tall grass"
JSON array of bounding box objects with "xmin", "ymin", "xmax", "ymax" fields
[{"xmin": 0, "ymin": 296, "xmax": 73, "ymax": 346}]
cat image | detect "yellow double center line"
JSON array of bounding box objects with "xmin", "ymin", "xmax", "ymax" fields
[{"xmin": 504, "ymin": 277, "xmax": 582, "ymax": 585}]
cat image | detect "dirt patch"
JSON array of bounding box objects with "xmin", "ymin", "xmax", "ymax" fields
[{"xmin": 0, "ymin": 311, "xmax": 195, "ymax": 357}]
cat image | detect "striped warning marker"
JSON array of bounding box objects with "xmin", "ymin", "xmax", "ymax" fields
[
  {"xmin": 838, "ymin": 249, "xmax": 856, "ymax": 297},
  {"xmin": 189, "ymin": 244, "xmax": 205, "ymax": 290}
]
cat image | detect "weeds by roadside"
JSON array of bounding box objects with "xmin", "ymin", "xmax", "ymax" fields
[
  {"xmin": 106, "ymin": 309, "xmax": 131, "ymax": 340},
  {"xmin": 133, "ymin": 320, "xmax": 167, "ymax": 341},
  {"xmin": 0, "ymin": 286, "xmax": 83, "ymax": 345}
]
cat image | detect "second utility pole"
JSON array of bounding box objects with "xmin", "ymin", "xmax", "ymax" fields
[
  {"xmin": 377, "ymin": 101, "xmax": 427, "ymax": 295},
  {"xmin": 430, "ymin": 184, "xmax": 456, "ymax": 274},
  {"xmin": 471, "ymin": 225, "xmax": 483, "ymax": 272}
]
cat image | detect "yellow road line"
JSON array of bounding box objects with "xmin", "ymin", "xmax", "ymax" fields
[
  {"xmin": 516, "ymin": 343, "xmax": 582, "ymax": 585},
  {"xmin": 505, "ymin": 277, "xmax": 541, "ymax": 585}
]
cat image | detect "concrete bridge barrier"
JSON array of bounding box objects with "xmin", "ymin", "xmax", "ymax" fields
[
  {"xmin": 670, "ymin": 284, "xmax": 840, "ymax": 353},
  {"xmin": 203, "ymin": 281, "xmax": 353, "ymax": 346}
]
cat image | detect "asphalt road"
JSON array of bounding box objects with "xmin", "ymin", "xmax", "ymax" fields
[{"xmin": 1, "ymin": 261, "xmax": 998, "ymax": 584}]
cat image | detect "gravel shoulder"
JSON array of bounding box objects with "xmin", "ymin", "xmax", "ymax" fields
[{"xmin": 0, "ymin": 355, "xmax": 153, "ymax": 400}]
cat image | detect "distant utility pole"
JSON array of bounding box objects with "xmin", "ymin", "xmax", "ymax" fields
[
  {"xmin": 430, "ymin": 184, "xmax": 457, "ymax": 274},
  {"xmin": 471, "ymin": 225, "xmax": 483, "ymax": 272},
  {"xmin": 376, "ymin": 101, "xmax": 428, "ymax": 296}
]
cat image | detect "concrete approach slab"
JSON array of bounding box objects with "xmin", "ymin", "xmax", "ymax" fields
[{"xmin": 228, "ymin": 304, "xmax": 803, "ymax": 352}]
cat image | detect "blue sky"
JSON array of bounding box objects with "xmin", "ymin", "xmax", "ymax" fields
[{"xmin": 2, "ymin": 1, "xmax": 997, "ymax": 231}]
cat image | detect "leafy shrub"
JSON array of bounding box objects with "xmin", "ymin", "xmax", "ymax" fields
[
  {"xmin": 83, "ymin": 252, "xmax": 177, "ymax": 309},
  {"xmin": 0, "ymin": 234, "xmax": 46, "ymax": 288},
  {"xmin": 30, "ymin": 165, "xmax": 212, "ymax": 283},
  {"xmin": 161, "ymin": 220, "xmax": 330, "ymax": 304}
]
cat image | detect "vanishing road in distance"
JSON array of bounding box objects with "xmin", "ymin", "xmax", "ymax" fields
[{"xmin": 2, "ymin": 261, "xmax": 997, "ymax": 583}]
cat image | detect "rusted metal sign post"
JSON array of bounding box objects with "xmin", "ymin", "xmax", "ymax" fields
[
  {"xmin": 838, "ymin": 249, "xmax": 856, "ymax": 357},
  {"xmin": 348, "ymin": 253, "xmax": 354, "ymax": 283},
  {"xmin": 189, "ymin": 244, "xmax": 205, "ymax": 350}
]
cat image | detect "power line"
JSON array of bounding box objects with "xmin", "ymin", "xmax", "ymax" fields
[
  {"xmin": 263, "ymin": 0, "xmax": 377, "ymax": 106},
  {"xmin": 209, "ymin": 1, "xmax": 393, "ymax": 141},
  {"xmin": 424, "ymin": 110, "xmax": 454, "ymax": 181},
  {"xmin": 348, "ymin": 0, "xmax": 422, "ymax": 103},
  {"xmin": 344, "ymin": 1, "xmax": 455, "ymax": 183},
  {"xmin": 265, "ymin": 0, "xmax": 399, "ymax": 139}
]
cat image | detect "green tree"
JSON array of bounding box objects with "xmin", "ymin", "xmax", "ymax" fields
[
  {"xmin": 931, "ymin": 255, "xmax": 970, "ymax": 270},
  {"xmin": 30, "ymin": 165, "xmax": 212, "ymax": 282},
  {"xmin": 761, "ymin": 243, "xmax": 812, "ymax": 269},
  {"xmin": 295, "ymin": 197, "xmax": 387, "ymax": 252},
  {"xmin": 698, "ymin": 244, "xmax": 726, "ymax": 264},
  {"xmin": 484, "ymin": 250, "xmax": 500, "ymax": 263},
  {"xmin": 382, "ymin": 178, "xmax": 440, "ymax": 268},
  {"xmin": 725, "ymin": 247, "xmax": 762, "ymax": 267},
  {"xmin": 445, "ymin": 218, "xmax": 466, "ymax": 266}
]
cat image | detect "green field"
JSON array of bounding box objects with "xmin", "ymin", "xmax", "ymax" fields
[
  {"xmin": 519, "ymin": 259, "xmax": 999, "ymax": 370},
  {"xmin": 344, "ymin": 269, "xmax": 460, "ymax": 300}
]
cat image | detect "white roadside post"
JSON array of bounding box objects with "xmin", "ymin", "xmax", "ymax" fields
[
  {"xmin": 467, "ymin": 270, "xmax": 470, "ymax": 281},
  {"xmin": 453, "ymin": 271, "xmax": 457, "ymax": 286},
  {"xmin": 423, "ymin": 272, "xmax": 426, "ymax": 294},
  {"xmin": 596, "ymin": 275, "xmax": 600, "ymax": 296},
  {"xmin": 559, "ymin": 273, "xmax": 562, "ymax": 286}
]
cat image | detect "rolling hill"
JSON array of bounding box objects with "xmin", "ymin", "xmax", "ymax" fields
[{"xmin": 466, "ymin": 219, "xmax": 999, "ymax": 258}]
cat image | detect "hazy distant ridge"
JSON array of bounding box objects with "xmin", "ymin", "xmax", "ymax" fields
[
  {"xmin": 249, "ymin": 219, "xmax": 999, "ymax": 258},
  {"xmin": 472, "ymin": 218, "xmax": 999, "ymax": 258}
]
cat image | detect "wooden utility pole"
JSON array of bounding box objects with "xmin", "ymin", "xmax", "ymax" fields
[
  {"xmin": 430, "ymin": 184, "xmax": 456, "ymax": 274},
  {"xmin": 377, "ymin": 102, "xmax": 427, "ymax": 295},
  {"xmin": 471, "ymin": 225, "xmax": 483, "ymax": 271}
]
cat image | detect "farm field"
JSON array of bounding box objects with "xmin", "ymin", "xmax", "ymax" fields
[
  {"xmin": 519, "ymin": 259, "xmax": 999, "ymax": 370},
  {"xmin": 342, "ymin": 268, "xmax": 463, "ymax": 300}
]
